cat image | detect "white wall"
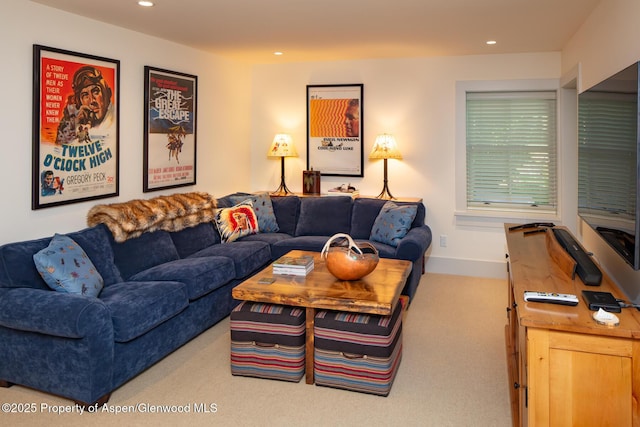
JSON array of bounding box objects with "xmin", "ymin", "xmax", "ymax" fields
[
  {"xmin": 5, "ymin": 0, "xmax": 636, "ymax": 287},
  {"xmin": 563, "ymin": 0, "xmax": 640, "ymax": 302},
  {"xmin": 250, "ymin": 53, "xmax": 562, "ymax": 278},
  {"xmin": 0, "ymin": 0, "xmax": 252, "ymax": 244},
  {"xmin": 563, "ymin": 0, "xmax": 640, "ymax": 92}
]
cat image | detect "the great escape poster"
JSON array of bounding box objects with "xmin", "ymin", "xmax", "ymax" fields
[
  {"xmin": 143, "ymin": 67, "xmax": 197, "ymax": 192},
  {"xmin": 32, "ymin": 45, "xmax": 119, "ymax": 210}
]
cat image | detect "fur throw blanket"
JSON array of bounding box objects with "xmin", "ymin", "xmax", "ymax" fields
[{"xmin": 87, "ymin": 192, "xmax": 217, "ymax": 242}]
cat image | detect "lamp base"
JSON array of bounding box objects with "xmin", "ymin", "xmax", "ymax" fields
[
  {"xmin": 375, "ymin": 158, "xmax": 396, "ymax": 200},
  {"xmin": 375, "ymin": 185, "xmax": 396, "ymax": 200},
  {"xmin": 271, "ymin": 157, "xmax": 293, "ymax": 196},
  {"xmin": 271, "ymin": 183, "xmax": 293, "ymax": 196}
]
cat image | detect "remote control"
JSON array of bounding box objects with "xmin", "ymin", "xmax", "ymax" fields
[{"xmin": 524, "ymin": 291, "xmax": 579, "ymax": 306}]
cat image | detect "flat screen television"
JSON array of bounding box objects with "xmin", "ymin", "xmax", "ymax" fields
[{"xmin": 578, "ymin": 61, "xmax": 640, "ymax": 270}]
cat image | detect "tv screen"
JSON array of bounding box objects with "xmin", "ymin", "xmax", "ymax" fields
[{"xmin": 578, "ymin": 62, "xmax": 640, "ymax": 270}]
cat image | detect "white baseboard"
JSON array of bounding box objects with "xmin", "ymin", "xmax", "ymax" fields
[{"xmin": 425, "ymin": 255, "xmax": 507, "ymax": 279}]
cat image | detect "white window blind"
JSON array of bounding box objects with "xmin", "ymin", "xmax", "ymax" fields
[
  {"xmin": 578, "ymin": 92, "xmax": 637, "ymax": 216},
  {"xmin": 466, "ymin": 91, "xmax": 557, "ymax": 212}
]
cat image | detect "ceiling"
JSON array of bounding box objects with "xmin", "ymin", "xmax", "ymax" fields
[{"xmin": 32, "ymin": 0, "xmax": 601, "ymax": 65}]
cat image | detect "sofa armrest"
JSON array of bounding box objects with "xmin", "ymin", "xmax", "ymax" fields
[
  {"xmin": 0, "ymin": 287, "xmax": 112, "ymax": 339},
  {"xmin": 394, "ymin": 225, "xmax": 433, "ymax": 261}
]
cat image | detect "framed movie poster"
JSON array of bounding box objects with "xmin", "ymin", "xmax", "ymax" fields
[
  {"xmin": 32, "ymin": 45, "xmax": 120, "ymax": 210},
  {"xmin": 143, "ymin": 66, "xmax": 197, "ymax": 192},
  {"xmin": 306, "ymin": 84, "xmax": 363, "ymax": 177}
]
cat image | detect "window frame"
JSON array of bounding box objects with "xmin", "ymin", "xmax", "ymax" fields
[{"xmin": 455, "ymin": 79, "xmax": 562, "ymax": 225}]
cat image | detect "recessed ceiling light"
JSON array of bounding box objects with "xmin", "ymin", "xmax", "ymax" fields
[
  {"xmin": 274, "ymin": 51, "xmax": 284, "ymax": 56},
  {"xmin": 486, "ymin": 40, "xmax": 497, "ymax": 45},
  {"xmin": 138, "ymin": 1, "xmax": 154, "ymax": 7}
]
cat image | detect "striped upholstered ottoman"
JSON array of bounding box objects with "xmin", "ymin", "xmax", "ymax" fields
[
  {"xmin": 314, "ymin": 302, "xmax": 403, "ymax": 396},
  {"xmin": 230, "ymin": 301, "xmax": 306, "ymax": 382}
]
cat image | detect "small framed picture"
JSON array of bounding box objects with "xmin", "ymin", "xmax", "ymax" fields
[
  {"xmin": 32, "ymin": 45, "xmax": 120, "ymax": 209},
  {"xmin": 143, "ymin": 66, "xmax": 197, "ymax": 192},
  {"xmin": 306, "ymin": 84, "xmax": 363, "ymax": 177}
]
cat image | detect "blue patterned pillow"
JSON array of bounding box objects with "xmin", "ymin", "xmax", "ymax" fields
[
  {"xmin": 33, "ymin": 234, "xmax": 104, "ymax": 297},
  {"xmin": 229, "ymin": 192, "xmax": 279, "ymax": 233},
  {"xmin": 370, "ymin": 201, "xmax": 418, "ymax": 247}
]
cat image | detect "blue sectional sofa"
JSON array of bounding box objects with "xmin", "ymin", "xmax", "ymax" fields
[{"xmin": 0, "ymin": 192, "xmax": 431, "ymax": 406}]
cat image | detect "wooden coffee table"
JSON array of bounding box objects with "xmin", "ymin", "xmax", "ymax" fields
[{"xmin": 232, "ymin": 250, "xmax": 412, "ymax": 384}]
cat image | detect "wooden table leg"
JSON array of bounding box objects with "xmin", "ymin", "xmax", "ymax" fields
[{"xmin": 305, "ymin": 307, "xmax": 315, "ymax": 384}]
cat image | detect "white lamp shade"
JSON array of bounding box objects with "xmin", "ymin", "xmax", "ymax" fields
[
  {"xmin": 268, "ymin": 133, "xmax": 298, "ymax": 157},
  {"xmin": 369, "ymin": 134, "xmax": 402, "ymax": 159}
]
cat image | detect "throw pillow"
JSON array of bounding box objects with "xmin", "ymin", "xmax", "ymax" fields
[
  {"xmin": 229, "ymin": 192, "xmax": 279, "ymax": 233},
  {"xmin": 214, "ymin": 201, "xmax": 260, "ymax": 243},
  {"xmin": 33, "ymin": 234, "xmax": 104, "ymax": 297},
  {"xmin": 370, "ymin": 201, "xmax": 418, "ymax": 247}
]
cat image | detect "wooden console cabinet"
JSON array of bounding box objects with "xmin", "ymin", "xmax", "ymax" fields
[{"xmin": 505, "ymin": 224, "xmax": 640, "ymax": 427}]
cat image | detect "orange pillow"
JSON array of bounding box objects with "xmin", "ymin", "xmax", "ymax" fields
[{"xmin": 214, "ymin": 202, "xmax": 260, "ymax": 243}]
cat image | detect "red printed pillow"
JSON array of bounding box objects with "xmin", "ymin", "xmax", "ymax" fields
[{"xmin": 214, "ymin": 201, "xmax": 260, "ymax": 243}]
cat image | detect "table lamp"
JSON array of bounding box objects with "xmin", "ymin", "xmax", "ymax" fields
[
  {"xmin": 268, "ymin": 133, "xmax": 298, "ymax": 195},
  {"xmin": 369, "ymin": 134, "xmax": 402, "ymax": 199}
]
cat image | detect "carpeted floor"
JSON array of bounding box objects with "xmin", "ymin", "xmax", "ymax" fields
[{"xmin": 0, "ymin": 273, "xmax": 512, "ymax": 427}]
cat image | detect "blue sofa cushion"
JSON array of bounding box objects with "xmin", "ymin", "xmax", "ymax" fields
[
  {"xmin": 370, "ymin": 201, "xmax": 418, "ymax": 247},
  {"xmin": 414, "ymin": 203, "xmax": 426, "ymax": 227},
  {"xmin": 68, "ymin": 225, "xmax": 123, "ymax": 285},
  {"xmin": 0, "ymin": 287, "xmax": 109, "ymax": 338},
  {"xmin": 99, "ymin": 281, "xmax": 188, "ymax": 342},
  {"xmin": 368, "ymin": 240, "xmax": 399, "ymax": 259},
  {"xmin": 271, "ymin": 236, "xmax": 331, "ymax": 260},
  {"xmin": 0, "ymin": 236, "xmax": 54, "ymax": 290},
  {"xmin": 109, "ymin": 230, "xmax": 180, "ymax": 280},
  {"xmin": 350, "ymin": 198, "xmax": 426, "ymax": 240},
  {"xmin": 295, "ymin": 196, "xmax": 352, "ymax": 237},
  {"xmin": 130, "ymin": 256, "xmax": 235, "ymax": 300},
  {"xmin": 239, "ymin": 232, "xmax": 292, "ymax": 246},
  {"xmin": 349, "ymin": 198, "xmax": 387, "ymax": 239},
  {"xmin": 229, "ymin": 192, "xmax": 280, "ymax": 233},
  {"xmin": 216, "ymin": 192, "xmax": 248, "ymax": 208},
  {"xmin": 271, "ymin": 195, "xmax": 300, "ymax": 236},
  {"xmin": 33, "ymin": 234, "xmax": 104, "ymax": 297},
  {"xmin": 189, "ymin": 241, "xmax": 271, "ymax": 279},
  {"xmin": 170, "ymin": 222, "xmax": 220, "ymax": 258},
  {"xmin": 0, "ymin": 225, "xmax": 125, "ymax": 290}
]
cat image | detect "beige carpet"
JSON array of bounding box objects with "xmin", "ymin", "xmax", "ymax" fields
[{"xmin": 0, "ymin": 273, "xmax": 512, "ymax": 427}]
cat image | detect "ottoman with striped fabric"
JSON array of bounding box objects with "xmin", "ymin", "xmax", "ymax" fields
[
  {"xmin": 230, "ymin": 301, "xmax": 306, "ymax": 382},
  {"xmin": 314, "ymin": 301, "xmax": 403, "ymax": 396}
]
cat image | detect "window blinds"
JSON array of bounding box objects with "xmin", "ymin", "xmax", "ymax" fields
[{"xmin": 466, "ymin": 91, "xmax": 557, "ymax": 211}]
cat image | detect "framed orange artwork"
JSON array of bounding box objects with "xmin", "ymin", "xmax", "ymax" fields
[
  {"xmin": 32, "ymin": 45, "xmax": 120, "ymax": 210},
  {"xmin": 306, "ymin": 84, "xmax": 363, "ymax": 177}
]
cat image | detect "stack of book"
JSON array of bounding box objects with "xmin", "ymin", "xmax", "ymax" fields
[
  {"xmin": 272, "ymin": 254, "xmax": 314, "ymax": 276},
  {"xmin": 326, "ymin": 185, "xmax": 359, "ymax": 198}
]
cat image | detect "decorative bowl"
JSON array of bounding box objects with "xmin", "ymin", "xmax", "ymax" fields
[{"xmin": 321, "ymin": 233, "xmax": 379, "ymax": 280}]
